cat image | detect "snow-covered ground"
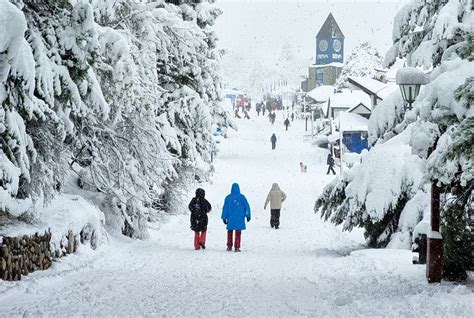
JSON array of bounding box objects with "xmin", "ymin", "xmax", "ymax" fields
[{"xmin": 0, "ymin": 112, "xmax": 472, "ymax": 317}]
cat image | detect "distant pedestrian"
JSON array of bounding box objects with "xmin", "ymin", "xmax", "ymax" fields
[
  {"xmin": 189, "ymin": 188, "xmax": 212, "ymax": 250},
  {"xmin": 264, "ymin": 183, "xmax": 286, "ymax": 229},
  {"xmin": 244, "ymin": 110, "xmax": 250, "ymax": 119},
  {"xmin": 262, "ymin": 105, "xmax": 266, "ymax": 116},
  {"xmin": 221, "ymin": 183, "xmax": 251, "ymax": 252},
  {"xmin": 269, "ymin": 112, "xmax": 275, "ymax": 125},
  {"xmin": 284, "ymin": 118, "xmax": 290, "ymax": 131},
  {"xmin": 327, "ymin": 153, "xmax": 336, "ymax": 175},
  {"xmin": 271, "ymin": 133, "xmax": 277, "ymax": 150},
  {"xmin": 256, "ymin": 103, "xmax": 261, "ymax": 116},
  {"xmin": 291, "ymin": 112, "xmax": 294, "ymax": 121}
]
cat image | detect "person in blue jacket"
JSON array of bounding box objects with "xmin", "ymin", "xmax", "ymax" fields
[{"xmin": 221, "ymin": 183, "xmax": 251, "ymax": 252}]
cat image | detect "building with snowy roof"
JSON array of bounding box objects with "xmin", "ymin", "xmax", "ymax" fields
[
  {"xmin": 326, "ymin": 90, "xmax": 370, "ymax": 119},
  {"xmin": 306, "ymin": 87, "xmax": 371, "ymax": 119},
  {"xmin": 305, "ymin": 13, "xmax": 344, "ymax": 91},
  {"xmin": 348, "ymin": 76, "xmax": 398, "ymax": 108}
]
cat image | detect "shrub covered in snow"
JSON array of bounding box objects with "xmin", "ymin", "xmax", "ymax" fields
[
  {"xmin": 0, "ymin": 0, "xmax": 230, "ymax": 239},
  {"xmin": 336, "ymin": 42, "xmax": 383, "ymax": 90}
]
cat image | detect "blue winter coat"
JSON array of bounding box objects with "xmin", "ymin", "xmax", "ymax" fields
[{"xmin": 221, "ymin": 183, "xmax": 251, "ymax": 231}]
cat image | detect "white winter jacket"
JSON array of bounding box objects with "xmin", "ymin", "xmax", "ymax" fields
[{"xmin": 264, "ymin": 183, "xmax": 287, "ymax": 210}]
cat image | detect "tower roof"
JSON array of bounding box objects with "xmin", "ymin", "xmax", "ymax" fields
[{"xmin": 316, "ymin": 13, "xmax": 345, "ymax": 39}]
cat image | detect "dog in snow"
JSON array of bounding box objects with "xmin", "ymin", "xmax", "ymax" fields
[{"xmin": 300, "ymin": 162, "xmax": 307, "ymax": 173}]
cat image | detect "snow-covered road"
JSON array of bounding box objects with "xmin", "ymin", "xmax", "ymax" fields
[{"xmin": 0, "ymin": 113, "xmax": 472, "ymax": 317}]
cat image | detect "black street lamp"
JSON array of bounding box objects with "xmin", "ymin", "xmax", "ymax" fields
[
  {"xmin": 397, "ymin": 67, "xmax": 443, "ymax": 283},
  {"xmin": 396, "ymin": 67, "xmax": 429, "ymax": 110}
]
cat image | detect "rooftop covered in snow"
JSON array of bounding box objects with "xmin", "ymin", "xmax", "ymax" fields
[
  {"xmin": 306, "ymin": 85, "xmax": 334, "ymax": 103},
  {"xmin": 348, "ymin": 76, "xmax": 399, "ymax": 101},
  {"xmin": 337, "ymin": 111, "xmax": 369, "ymax": 132}
]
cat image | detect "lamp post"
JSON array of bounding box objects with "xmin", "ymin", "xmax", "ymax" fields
[
  {"xmin": 396, "ymin": 67, "xmax": 442, "ymax": 283},
  {"xmin": 396, "ymin": 67, "xmax": 429, "ymax": 110}
]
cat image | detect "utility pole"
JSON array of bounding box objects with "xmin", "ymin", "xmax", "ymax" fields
[
  {"xmin": 339, "ymin": 116, "xmax": 343, "ymax": 175},
  {"xmin": 303, "ymin": 95, "xmax": 308, "ymax": 132}
]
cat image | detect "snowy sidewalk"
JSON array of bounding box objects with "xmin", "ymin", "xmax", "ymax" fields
[{"xmin": 0, "ymin": 113, "xmax": 472, "ymax": 317}]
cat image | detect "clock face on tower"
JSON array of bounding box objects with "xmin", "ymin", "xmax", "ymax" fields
[
  {"xmin": 333, "ymin": 39, "xmax": 342, "ymax": 52},
  {"xmin": 319, "ymin": 40, "xmax": 328, "ymax": 52}
]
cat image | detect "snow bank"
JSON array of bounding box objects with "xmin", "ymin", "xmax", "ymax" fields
[{"xmin": 0, "ymin": 194, "xmax": 106, "ymax": 248}]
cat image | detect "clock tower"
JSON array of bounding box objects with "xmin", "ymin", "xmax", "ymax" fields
[
  {"xmin": 315, "ymin": 13, "xmax": 345, "ymax": 65},
  {"xmin": 305, "ymin": 13, "xmax": 345, "ymax": 90}
]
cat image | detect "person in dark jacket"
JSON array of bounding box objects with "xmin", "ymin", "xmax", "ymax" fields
[
  {"xmin": 270, "ymin": 133, "xmax": 277, "ymax": 150},
  {"xmin": 189, "ymin": 188, "xmax": 212, "ymax": 250},
  {"xmin": 327, "ymin": 153, "xmax": 336, "ymax": 175},
  {"xmin": 284, "ymin": 118, "xmax": 290, "ymax": 131},
  {"xmin": 221, "ymin": 183, "xmax": 251, "ymax": 252}
]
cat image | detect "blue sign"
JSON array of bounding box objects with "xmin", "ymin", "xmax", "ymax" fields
[
  {"xmin": 316, "ymin": 37, "xmax": 344, "ymax": 65},
  {"xmin": 342, "ymin": 131, "xmax": 369, "ymax": 154}
]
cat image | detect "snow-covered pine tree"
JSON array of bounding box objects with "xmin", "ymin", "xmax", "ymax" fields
[
  {"xmin": 384, "ymin": 0, "xmax": 472, "ymax": 68},
  {"xmin": 335, "ymin": 42, "xmax": 383, "ymax": 90},
  {"xmin": 426, "ymin": 35, "xmax": 474, "ymax": 280},
  {"xmin": 315, "ymin": 0, "xmax": 473, "ymax": 261},
  {"xmin": 0, "ymin": 0, "xmax": 228, "ymax": 239}
]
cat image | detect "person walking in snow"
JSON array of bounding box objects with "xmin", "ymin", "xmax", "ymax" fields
[
  {"xmin": 270, "ymin": 133, "xmax": 277, "ymax": 150},
  {"xmin": 256, "ymin": 103, "xmax": 261, "ymax": 116},
  {"xmin": 221, "ymin": 183, "xmax": 251, "ymax": 252},
  {"xmin": 326, "ymin": 153, "xmax": 336, "ymax": 175},
  {"xmin": 189, "ymin": 188, "xmax": 212, "ymax": 250},
  {"xmin": 262, "ymin": 105, "xmax": 266, "ymax": 116},
  {"xmin": 291, "ymin": 112, "xmax": 294, "ymax": 122},
  {"xmin": 284, "ymin": 118, "xmax": 290, "ymax": 131},
  {"xmin": 244, "ymin": 110, "xmax": 250, "ymax": 119},
  {"xmin": 264, "ymin": 183, "xmax": 287, "ymax": 229}
]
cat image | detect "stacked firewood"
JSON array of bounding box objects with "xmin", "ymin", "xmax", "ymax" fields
[{"xmin": 0, "ymin": 232, "xmax": 53, "ymax": 281}]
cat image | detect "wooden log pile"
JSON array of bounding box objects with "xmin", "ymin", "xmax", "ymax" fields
[
  {"xmin": 0, "ymin": 224, "xmax": 98, "ymax": 281},
  {"xmin": 0, "ymin": 231, "xmax": 53, "ymax": 281}
]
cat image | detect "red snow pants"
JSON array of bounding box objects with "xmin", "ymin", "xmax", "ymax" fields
[
  {"xmin": 227, "ymin": 230, "xmax": 241, "ymax": 249},
  {"xmin": 194, "ymin": 231, "xmax": 207, "ymax": 250}
]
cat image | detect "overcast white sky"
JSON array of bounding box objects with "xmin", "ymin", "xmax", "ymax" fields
[{"xmin": 213, "ymin": 0, "xmax": 409, "ymax": 91}]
